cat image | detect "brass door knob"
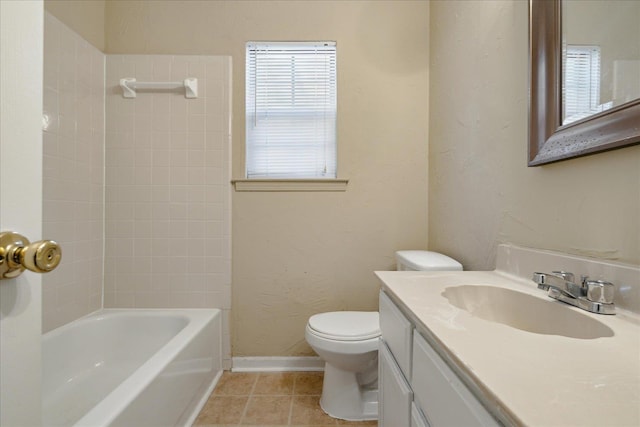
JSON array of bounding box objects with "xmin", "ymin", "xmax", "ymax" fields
[{"xmin": 0, "ymin": 231, "xmax": 62, "ymax": 280}]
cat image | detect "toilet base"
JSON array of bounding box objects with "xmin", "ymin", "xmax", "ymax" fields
[{"xmin": 319, "ymin": 363, "xmax": 378, "ymax": 421}]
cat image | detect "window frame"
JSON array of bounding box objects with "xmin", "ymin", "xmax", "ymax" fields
[
  {"xmin": 563, "ymin": 44, "xmax": 604, "ymax": 125},
  {"xmin": 244, "ymin": 41, "xmax": 339, "ymax": 183}
]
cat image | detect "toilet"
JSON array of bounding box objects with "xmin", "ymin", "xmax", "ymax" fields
[{"xmin": 305, "ymin": 250, "xmax": 463, "ymax": 421}]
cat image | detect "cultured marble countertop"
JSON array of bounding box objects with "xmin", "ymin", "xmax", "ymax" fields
[{"xmin": 376, "ymin": 270, "xmax": 640, "ymax": 427}]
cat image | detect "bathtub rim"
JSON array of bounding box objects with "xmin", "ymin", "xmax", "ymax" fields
[{"xmin": 42, "ymin": 308, "xmax": 221, "ymax": 427}]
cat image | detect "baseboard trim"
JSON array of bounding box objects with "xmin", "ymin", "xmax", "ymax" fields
[{"xmin": 231, "ymin": 356, "xmax": 324, "ymax": 372}]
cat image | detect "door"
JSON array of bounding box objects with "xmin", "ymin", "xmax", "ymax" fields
[{"xmin": 0, "ymin": 0, "xmax": 44, "ymax": 425}]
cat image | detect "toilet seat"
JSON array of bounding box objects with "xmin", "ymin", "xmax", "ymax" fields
[
  {"xmin": 305, "ymin": 324, "xmax": 379, "ymax": 355},
  {"xmin": 308, "ymin": 311, "xmax": 380, "ymax": 341}
]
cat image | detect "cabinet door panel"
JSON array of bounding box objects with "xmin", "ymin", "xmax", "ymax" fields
[
  {"xmin": 412, "ymin": 332, "xmax": 498, "ymax": 427},
  {"xmin": 379, "ymin": 340, "xmax": 412, "ymax": 427},
  {"xmin": 379, "ymin": 291, "xmax": 413, "ymax": 377},
  {"xmin": 411, "ymin": 402, "xmax": 431, "ymax": 427}
]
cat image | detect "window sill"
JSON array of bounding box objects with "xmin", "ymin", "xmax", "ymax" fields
[{"xmin": 232, "ymin": 179, "xmax": 349, "ymax": 192}]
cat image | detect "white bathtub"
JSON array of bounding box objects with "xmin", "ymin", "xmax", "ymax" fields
[{"xmin": 42, "ymin": 309, "xmax": 222, "ymax": 427}]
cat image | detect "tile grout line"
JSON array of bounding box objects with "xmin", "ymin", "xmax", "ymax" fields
[
  {"xmin": 287, "ymin": 373, "xmax": 298, "ymax": 426},
  {"xmin": 237, "ymin": 373, "xmax": 260, "ymax": 425},
  {"xmin": 287, "ymin": 394, "xmax": 295, "ymax": 426}
]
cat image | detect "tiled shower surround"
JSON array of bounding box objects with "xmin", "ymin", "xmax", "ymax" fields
[
  {"xmin": 104, "ymin": 55, "xmax": 232, "ymax": 366},
  {"xmin": 43, "ymin": 13, "xmax": 105, "ymax": 331},
  {"xmin": 43, "ymin": 16, "xmax": 232, "ymax": 367}
]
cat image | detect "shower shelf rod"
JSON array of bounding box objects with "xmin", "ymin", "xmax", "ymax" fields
[{"xmin": 119, "ymin": 77, "xmax": 198, "ymax": 99}]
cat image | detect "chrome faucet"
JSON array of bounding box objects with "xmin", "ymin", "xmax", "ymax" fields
[{"xmin": 532, "ymin": 271, "xmax": 615, "ymax": 315}]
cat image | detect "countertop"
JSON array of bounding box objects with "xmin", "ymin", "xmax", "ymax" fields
[{"xmin": 376, "ymin": 270, "xmax": 640, "ymax": 427}]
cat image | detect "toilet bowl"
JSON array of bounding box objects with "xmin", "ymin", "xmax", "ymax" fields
[
  {"xmin": 305, "ymin": 250, "xmax": 462, "ymax": 421},
  {"xmin": 305, "ymin": 311, "xmax": 380, "ymax": 421}
]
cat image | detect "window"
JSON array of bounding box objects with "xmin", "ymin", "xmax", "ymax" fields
[
  {"xmin": 246, "ymin": 41, "xmax": 337, "ymax": 179},
  {"xmin": 563, "ymin": 45, "xmax": 602, "ymax": 124}
]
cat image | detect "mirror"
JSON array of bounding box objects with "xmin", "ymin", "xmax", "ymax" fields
[
  {"xmin": 562, "ymin": 1, "xmax": 640, "ymax": 125},
  {"xmin": 529, "ymin": 0, "xmax": 640, "ymax": 166}
]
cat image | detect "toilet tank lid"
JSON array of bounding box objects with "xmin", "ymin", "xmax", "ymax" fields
[{"xmin": 395, "ymin": 250, "xmax": 463, "ymax": 271}]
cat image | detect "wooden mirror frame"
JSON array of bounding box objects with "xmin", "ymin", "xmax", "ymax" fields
[{"xmin": 529, "ymin": 0, "xmax": 640, "ymax": 166}]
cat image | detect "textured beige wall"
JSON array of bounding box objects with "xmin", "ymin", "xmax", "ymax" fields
[
  {"xmin": 45, "ymin": 0, "xmax": 105, "ymax": 51},
  {"xmin": 105, "ymin": 1, "xmax": 430, "ymax": 356},
  {"xmin": 428, "ymin": 0, "xmax": 640, "ymax": 271}
]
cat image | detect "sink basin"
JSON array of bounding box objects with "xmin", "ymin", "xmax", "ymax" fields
[{"xmin": 442, "ymin": 285, "xmax": 614, "ymax": 339}]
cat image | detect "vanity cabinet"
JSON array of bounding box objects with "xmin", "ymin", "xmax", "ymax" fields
[
  {"xmin": 379, "ymin": 291, "xmax": 498, "ymax": 427},
  {"xmin": 379, "ymin": 288, "xmax": 413, "ymax": 376},
  {"xmin": 379, "ymin": 340, "xmax": 413, "ymax": 426},
  {"xmin": 411, "ymin": 402, "xmax": 430, "ymax": 427}
]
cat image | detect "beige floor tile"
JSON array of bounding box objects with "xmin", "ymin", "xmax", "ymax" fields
[
  {"xmin": 336, "ymin": 420, "xmax": 378, "ymax": 426},
  {"xmin": 253, "ymin": 372, "xmax": 296, "ymax": 395},
  {"xmin": 192, "ymin": 425, "xmax": 239, "ymax": 427},
  {"xmin": 241, "ymin": 395, "xmax": 293, "ymax": 425},
  {"xmin": 294, "ymin": 372, "xmax": 324, "ymax": 395},
  {"xmin": 194, "ymin": 395, "xmax": 248, "ymax": 425},
  {"xmin": 194, "ymin": 370, "xmax": 378, "ymax": 427},
  {"xmin": 290, "ymin": 395, "xmax": 339, "ymax": 426},
  {"xmin": 214, "ymin": 371, "xmax": 258, "ymax": 396}
]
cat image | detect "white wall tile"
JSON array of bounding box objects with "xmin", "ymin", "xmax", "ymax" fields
[
  {"xmin": 42, "ymin": 13, "xmax": 105, "ymax": 332},
  {"xmin": 44, "ymin": 48, "xmax": 232, "ymax": 367},
  {"xmin": 105, "ymin": 55, "xmax": 232, "ymax": 367}
]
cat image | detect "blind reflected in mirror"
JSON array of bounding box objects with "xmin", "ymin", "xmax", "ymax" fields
[{"xmin": 562, "ymin": 0, "xmax": 640, "ymax": 125}]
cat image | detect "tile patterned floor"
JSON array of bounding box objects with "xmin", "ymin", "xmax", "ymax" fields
[{"xmin": 194, "ymin": 371, "xmax": 378, "ymax": 426}]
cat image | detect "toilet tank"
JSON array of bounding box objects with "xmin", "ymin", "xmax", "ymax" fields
[{"xmin": 395, "ymin": 250, "xmax": 463, "ymax": 271}]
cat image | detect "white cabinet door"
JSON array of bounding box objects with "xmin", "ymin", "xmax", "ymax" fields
[
  {"xmin": 411, "ymin": 402, "xmax": 431, "ymax": 427},
  {"xmin": 379, "ymin": 340, "xmax": 413, "ymax": 427},
  {"xmin": 379, "ymin": 291, "xmax": 413, "ymax": 377},
  {"xmin": 412, "ymin": 332, "xmax": 498, "ymax": 427}
]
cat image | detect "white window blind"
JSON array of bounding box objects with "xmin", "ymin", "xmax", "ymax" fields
[
  {"xmin": 246, "ymin": 41, "xmax": 337, "ymax": 179},
  {"xmin": 563, "ymin": 45, "xmax": 601, "ymax": 124}
]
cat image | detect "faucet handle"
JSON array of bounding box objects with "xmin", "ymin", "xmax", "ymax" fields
[
  {"xmin": 585, "ymin": 280, "xmax": 615, "ymax": 304},
  {"xmin": 532, "ymin": 272, "xmax": 550, "ymax": 290},
  {"xmin": 552, "ymin": 271, "xmax": 575, "ymax": 282}
]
